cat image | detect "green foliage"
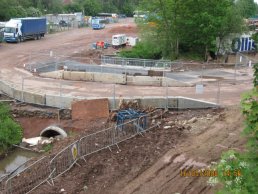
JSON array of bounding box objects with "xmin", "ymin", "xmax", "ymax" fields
[
  {"xmin": 64, "ymin": 2, "xmax": 82, "ymax": 13},
  {"xmin": 253, "ymin": 63, "xmax": 258, "ymax": 86},
  {"xmin": 213, "ymin": 63, "xmax": 258, "ymax": 193},
  {"xmin": 42, "ymin": 144, "xmax": 53, "ymax": 152},
  {"xmin": 26, "ymin": 7, "xmax": 42, "ymax": 17},
  {"xmin": 0, "ymin": 103, "xmax": 23, "ymax": 153},
  {"xmin": 0, "ymin": 0, "xmax": 140, "ymax": 20},
  {"xmin": 139, "ymin": 0, "xmax": 244, "ymax": 60},
  {"xmin": 236, "ymin": 0, "xmax": 258, "ymax": 18},
  {"xmin": 80, "ymin": 0, "xmax": 102, "ymax": 16},
  {"xmin": 212, "ymin": 150, "xmax": 257, "ymax": 194},
  {"xmin": 251, "ymin": 33, "xmax": 258, "ymax": 52},
  {"xmin": 119, "ymin": 41, "xmax": 162, "ymax": 59}
]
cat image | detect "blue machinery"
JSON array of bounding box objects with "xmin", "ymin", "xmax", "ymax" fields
[{"xmin": 116, "ymin": 109, "xmax": 147, "ymax": 131}]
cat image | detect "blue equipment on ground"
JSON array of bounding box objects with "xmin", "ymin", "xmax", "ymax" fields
[{"xmin": 116, "ymin": 109, "xmax": 147, "ymax": 131}]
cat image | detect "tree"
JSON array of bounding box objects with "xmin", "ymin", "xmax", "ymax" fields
[
  {"xmin": 80, "ymin": 0, "xmax": 102, "ymax": 16},
  {"xmin": 138, "ymin": 0, "xmax": 244, "ymax": 60},
  {"xmin": 26, "ymin": 7, "xmax": 42, "ymax": 17},
  {"xmin": 64, "ymin": 2, "xmax": 82, "ymax": 13},
  {"xmin": 139, "ymin": 0, "xmax": 182, "ymax": 59},
  {"xmin": 236, "ymin": 0, "xmax": 258, "ymax": 18},
  {"xmin": 40, "ymin": 0, "xmax": 63, "ymax": 14},
  {"xmin": 0, "ymin": 103, "xmax": 22, "ymax": 153}
]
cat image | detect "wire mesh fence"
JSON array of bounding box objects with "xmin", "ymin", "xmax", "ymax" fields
[
  {"xmin": 3, "ymin": 156, "xmax": 50, "ymax": 194},
  {"xmin": 101, "ymin": 55, "xmax": 173, "ymax": 69},
  {"xmin": 49, "ymin": 141, "xmax": 79, "ymax": 179},
  {"xmin": 0, "ymin": 110, "xmax": 161, "ymax": 194}
]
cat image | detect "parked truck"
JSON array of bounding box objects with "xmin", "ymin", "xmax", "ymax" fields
[
  {"xmin": 91, "ymin": 18, "xmax": 105, "ymax": 30},
  {"xmin": 0, "ymin": 22, "xmax": 5, "ymax": 43},
  {"xmin": 4, "ymin": 17, "xmax": 46, "ymax": 43},
  {"xmin": 112, "ymin": 34, "xmax": 127, "ymax": 48}
]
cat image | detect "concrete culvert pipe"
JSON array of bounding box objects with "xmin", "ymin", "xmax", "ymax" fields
[{"xmin": 40, "ymin": 126, "xmax": 67, "ymax": 138}]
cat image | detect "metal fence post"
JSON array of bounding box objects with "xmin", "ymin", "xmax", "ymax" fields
[
  {"xmin": 59, "ymin": 79, "xmax": 62, "ymax": 110},
  {"xmin": 166, "ymin": 79, "xmax": 168, "ymax": 110},
  {"xmin": 29, "ymin": 52, "xmax": 32, "ymax": 72},
  {"xmin": 22, "ymin": 77, "xmax": 24, "ymax": 102},
  {"xmin": 216, "ymin": 80, "xmax": 221, "ymax": 105},
  {"xmin": 201, "ymin": 65, "xmax": 204, "ymax": 84},
  {"xmin": 113, "ymin": 84, "xmax": 116, "ymax": 110},
  {"xmin": 234, "ymin": 52, "xmax": 238, "ymax": 84}
]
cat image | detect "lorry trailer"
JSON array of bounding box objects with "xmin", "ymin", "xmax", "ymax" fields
[{"xmin": 4, "ymin": 17, "xmax": 46, "ymax": 43}]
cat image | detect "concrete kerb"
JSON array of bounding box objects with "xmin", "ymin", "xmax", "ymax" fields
[
  {"xmin": 0, "ymin": 80, "xmax": 15, "ymax": 97},
  {"xmin": 39, "ymin": 70, "xmax": 194, "ymax": 87},
  {"xmin": 0, "ymin": 79, "xmax": 219, "ymax": 110},
  {"xmin": 107, "ymin": 96, "xmax": 218, "ymax": 110},
  {"xmin": 45, "ymin": 94, "xmax": 74, "ymax": 109},
  {"xmin": 162, "ymin": 77, "xmax": 193, "ymax": 87},
  {"xmin": 93, "ymin": 72, "xmax": 126, "ymax": 84},
  {"xmin": 176, "ymin": 96, "xmax": 218, "ymax": 109},
  {"xmin": 62, "ymin": 71, "xmax": 126, "ymax": 84}
]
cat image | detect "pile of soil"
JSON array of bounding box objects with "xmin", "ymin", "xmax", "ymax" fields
[{"xmin": 108, "ymin": 25, "xmax": 139, "ymax": 35}]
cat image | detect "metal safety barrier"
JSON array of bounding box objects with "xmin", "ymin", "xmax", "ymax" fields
[
  {"xmin": 101, "ymin": 55, "xmax": 173, "ymax": 69},
  {"xmin": 3, "ymin": 156, "xmax": 50, "ymax": 194},
  {"xmin": 49, "ymin": 140, "xmax": 79, "ymax": 179},
  {"xmin": 0, "ymin": 110, "xmax": 162, "ymax": 194}
]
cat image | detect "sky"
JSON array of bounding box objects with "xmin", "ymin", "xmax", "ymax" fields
[{"xmin": 255, "ymin": 0, "xmax": 258, "ymax": 4}]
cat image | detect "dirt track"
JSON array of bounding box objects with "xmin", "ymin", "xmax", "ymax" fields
[{"xmin": 30, "ymin": 107, "xmax": 246, "ymax": 194}]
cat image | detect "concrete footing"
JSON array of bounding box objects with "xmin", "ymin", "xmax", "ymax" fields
[
  {"xmin": 0, "ymin": 77, "xmax": 218, "ymax": 110},
  {"xmin": 40, "ymin": 71, "xmax": 192, "ymax": 87}
]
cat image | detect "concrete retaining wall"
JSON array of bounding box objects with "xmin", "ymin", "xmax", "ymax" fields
[
  {"xmin": 162, "ymin": 77, "xmax": 193, "ymax": 87},
  {"xmin": 63, "ymin": 71, "xmax": 94, "ymax": 81},
  {"xmin": 46, "ymin": 95, "xmax": 74, "ymax": 109},
  {"xmin": 127, "ymin": 76, "xmax": 162, "ymax": 86},
  {"xmin": 177, "ymin": 96, "xmax": 217, "ymax": 109},
  {"xmin": 23, "ymin": 91, "xmax": 46, "ymax": 105},
  {"xmin": 93, "ymin": 72, "xmax": 126, "ymax": 84},
  {"xmin": 0, "ymin": 80, "xmax": 14, "ymax": 97},
  {"xmin": 62, "ymin": 71, "xmax": 125, "ymax": 84},
  {"xmin": 0, "ymin": 79, "xmax": 218, "ymax": 110},
  {"xmin": 39, "ymin": 71, "xmax": 193, "ymax": 87},
  {"xmin": 40, "ymin": 70, "xmax": 64, "ymax": 79},
  {"xmin": 107, "ymin": 96, "xmax": 217, "ymax": 110}
]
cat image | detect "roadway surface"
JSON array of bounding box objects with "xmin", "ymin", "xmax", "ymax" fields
[{"xmin": 0, "ymin": 18, "xmax": 254, "ymax": 106}]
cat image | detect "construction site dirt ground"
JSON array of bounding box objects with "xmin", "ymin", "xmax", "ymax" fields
[
  {"xmin": 28, "ymin": 106, "xmax": 247, "ymax": 194},
  {"xmin": 0, "ymin": 18, "xmax": 253, "ymax": 194}
]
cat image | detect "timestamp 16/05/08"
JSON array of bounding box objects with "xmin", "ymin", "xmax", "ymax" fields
[{"xmin": 180, "ymin": 169, "xmax": 242, "ymax": 177}]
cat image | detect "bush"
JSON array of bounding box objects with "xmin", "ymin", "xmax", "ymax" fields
[
  {"xmin": 119, "ymin": 41, "xmax": 162, "ymax": 59},
  {"xmin": 211, "ymin": 63, "xmax": 258, "ymax": 193},
  {"xmin": 0, "ymin": 103, "xmax": 22, "ymax": 153}
]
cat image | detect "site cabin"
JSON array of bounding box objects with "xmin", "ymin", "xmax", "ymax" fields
[
  {"xmin": 112, "ymin": 34, "xmax": 127, "ymax": 48},
  {"xmin": 4, "ymin": 17, "xmax": 46, "ymax": 43},
  {"xmin": 126, "ymin": 36, "xmax": 139, "ymax": 47}
]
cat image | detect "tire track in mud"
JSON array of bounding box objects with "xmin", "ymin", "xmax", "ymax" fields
[{"xmin": 120, "ymin": 107, "xmax": 246, "ymax": 194}]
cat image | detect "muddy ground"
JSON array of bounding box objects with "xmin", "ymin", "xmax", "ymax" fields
[{"xmin": 27, "ymin": 106, "xmax": 247, "ymax": 194}]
